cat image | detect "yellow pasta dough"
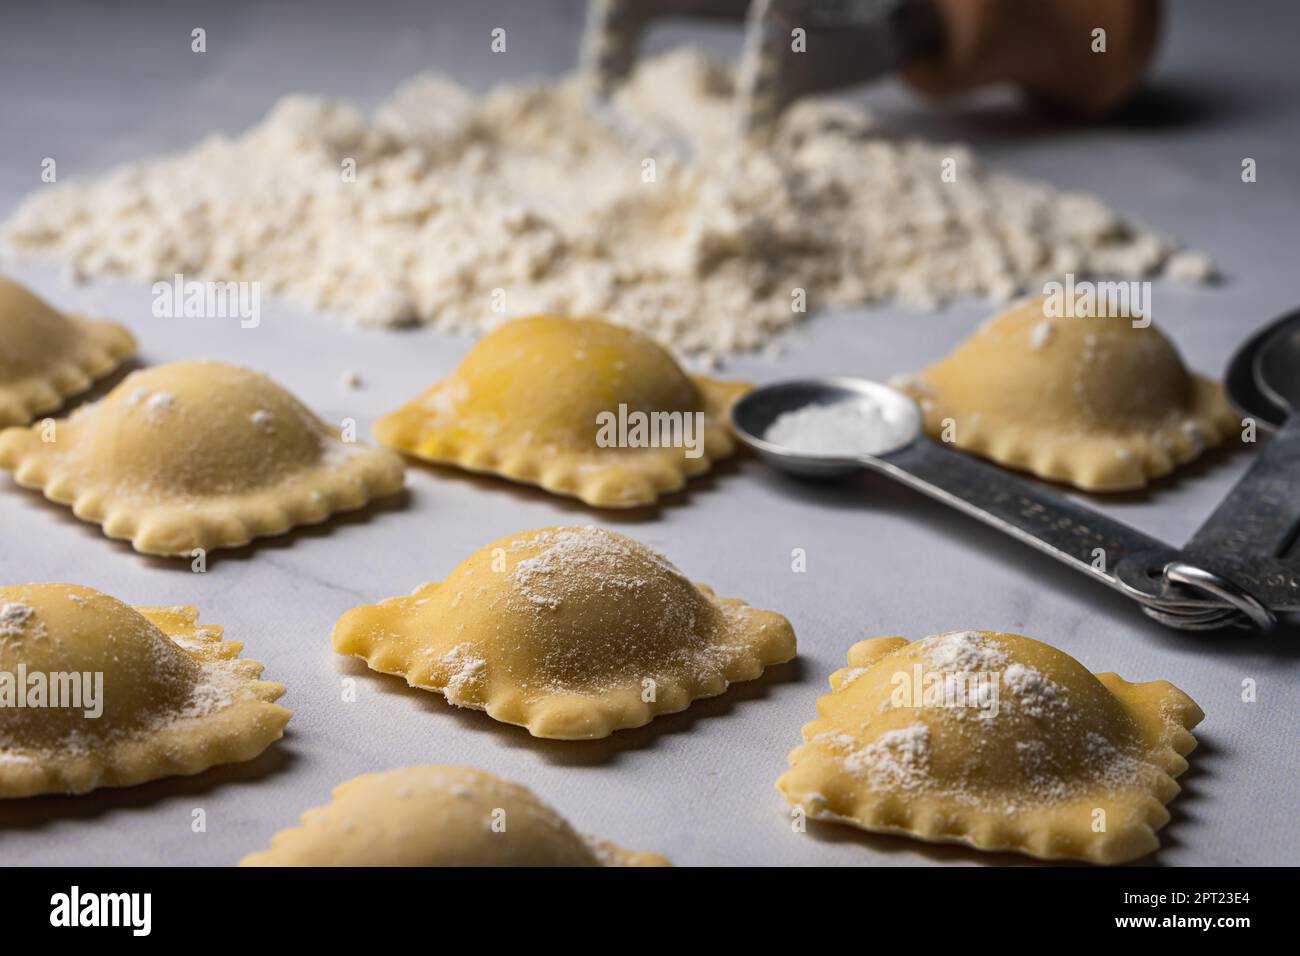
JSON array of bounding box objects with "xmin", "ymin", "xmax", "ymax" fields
[
  {"xmin": 333, "ymin": 525, "xmax": 797, "ymax": 739},
  {"xmin": 0, "ymin": 275, "xmax": 136, "ymax": 427},
  {"xmin": 240, "ymin": 765, "xmax": 668, "ymax": 866},
  {"xmin": 777, "ymin": 630, "xmax": 1203, "ymax": 864},
  {"xmin": 374, "ymin": 316, "xmax": 750, "ymax": 508},
  {"xmin": 0, "ymin": 360, "xmax": 405, "ymax": 555},
  {"xmin": 898, "ymin": 297, "xmax": 1238, "ymax": 490},
  {"xmin": 0, "ymin": 583, "xmax": 290, "ymax": 797}
]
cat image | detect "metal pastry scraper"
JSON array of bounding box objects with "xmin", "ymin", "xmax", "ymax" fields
[
  {"xmin": 582, "ymin": 0, "xmax": 1163, "ymax": 141},
  {"xmin": 731, "ymin": 308, "xmax": 1300, "ymax": 633}
]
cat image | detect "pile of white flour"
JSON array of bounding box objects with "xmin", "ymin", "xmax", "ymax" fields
[{"xmin": 3, "ymin": 51, "xmax": 1202, "ymax": 359}]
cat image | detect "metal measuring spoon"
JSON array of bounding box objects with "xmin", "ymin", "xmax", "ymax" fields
[
  {"xmin": 1254, "ymin": 309, "xmax": 1300, "ymax": 413},
  {"xmin": 1166, "ymin": 308, "xmax": 1300, "ymax": 623},
  {"xmin": 731, "ymin": 378, "xmax": 1210, "ymax": 621},
  {"xmin": 1225, "ymin": 311, "xmax": 1291, "ymax": 430}
]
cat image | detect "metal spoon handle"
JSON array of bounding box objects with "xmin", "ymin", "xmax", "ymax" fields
[
  {"xmin": 1182, "ymin": 416, "xmax": 1300, "ymax": 608},
  {"xmin": 871, "ymin": 437, "xmax": 1180, "ymax": 598}
]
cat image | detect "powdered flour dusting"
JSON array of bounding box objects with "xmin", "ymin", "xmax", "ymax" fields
[
  {"xmin": 3, "ymin": 51, "xmax": 1202, "ymax": 359},
  {"xmin": 0, "ymin": 602, "xmax": 35, "ymax": 638},
  {"xmin": 815, "ymin": 631, "xmax": 1155, "ymax": 810}
]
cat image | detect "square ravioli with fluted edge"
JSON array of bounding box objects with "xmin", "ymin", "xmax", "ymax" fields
[
  {"xmin": 778, "ymin": 630, "xmax": 1202, "ymax": 864},
  {"xmin": 333, "ymin": 525, "xmax": 797, "ymax": 739},
  {"xmin": 0, "ymin": 583, "xmax": 290, "ymax": 797},
  {"xmin": 374, "ymin": 315, "xmax": 750, "ymax": 507},
  {"xmin": 0, "ymin": 360, "xmax": 405, "ymax": 555}
]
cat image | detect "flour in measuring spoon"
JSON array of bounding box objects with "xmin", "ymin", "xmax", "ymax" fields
[{"xmin": 764, "ymin": 397, "xmax": 918, "ymax": 457}]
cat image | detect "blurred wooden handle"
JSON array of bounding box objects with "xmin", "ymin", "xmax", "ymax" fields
[{"xmin": 904, "ymin": 0, "xmax": 1163, "ymax": 114}]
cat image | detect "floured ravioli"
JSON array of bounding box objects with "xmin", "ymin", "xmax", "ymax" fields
[
  {"xmin": 240, "ymin": 765, "xmax": 668, "ymax": 866},
  {"xmin": 898, "ymin": 297, "xmax": 1238, "ymax": 490},
  {"xmin": 333, "ymin": 525, "xmax": 796, "ymax": 739},
  {"xmin": 777, "ymin": 630, "xmax": 1203, "ymax": 864},
  {"xmin": 0, "ymin": 584, "xmax": 290, "ymax": 797},
  {"xmin": 0, "ymin": 275, "xmax": 136, "ymax": 427},
  {"xmin": 0, "ymin": 360, "xmax": 405, "ymax": 555},
  {"xmin": 374, "ymin": 316, "xmax": 750, "ymax": 507}
]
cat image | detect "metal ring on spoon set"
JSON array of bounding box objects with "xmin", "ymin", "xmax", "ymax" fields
[
  {"xmin": 1161, "ymin": 561, "xmax": 1276, "ymax": 630},
  {"xmin": 1140, "ymin": 604, "xmax": 1251, "ymax": 631}
]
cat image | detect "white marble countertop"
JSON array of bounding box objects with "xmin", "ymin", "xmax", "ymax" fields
[{"xmin": 0, "ymin": 0, "xmax": 1296, "ymax": 866}]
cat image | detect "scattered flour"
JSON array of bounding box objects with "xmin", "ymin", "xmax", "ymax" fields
[
  {"xmin": 1164, "ymin": 249, "xmax": 1216, "ymax": 284},
  {"xmin": 2, "ymin": 51, "xmax": 1202, "ymax": 360},
  {"xmin": 1002, "ymin": 661, "xmax": 1063, "ymax": 717},
  {"xmin": 145, "ymin": 392, "xmax": 175, "ymax": 415},
  {"xmin": 823, "ymin": 630, "xmax": 1156, "ymax": 811},
  {"xmin": 841, "ymin": 723, "xmax": 932, "ymax": 791},
  {"xmin": 508, "ymin": 525, "xmax": 690, "ymax": 613},
  {"xmin": 125, "ymin": 389, "xmax": 176, "ymax": 421},
  {"xmin": 438, "ymin": 643, "xmax": 487, "ymax": 698},
  {"xmin": 174, "ymin": 661, "xmax": 241, "ymax": 721},
  {"xmin": 250, "ymin": 409, "xmax": 276, "ymax": 433},
  {"xmin": 0, "ymin": 601, "xmax": 34, "ymax": 637},
  {"xmin": 1029, "ymin": 319, "xmax": 1056, "ymax": 350},
  {"xmin": 918, "ymin": 630, "xmax": 1008, "ymax": 673}
]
